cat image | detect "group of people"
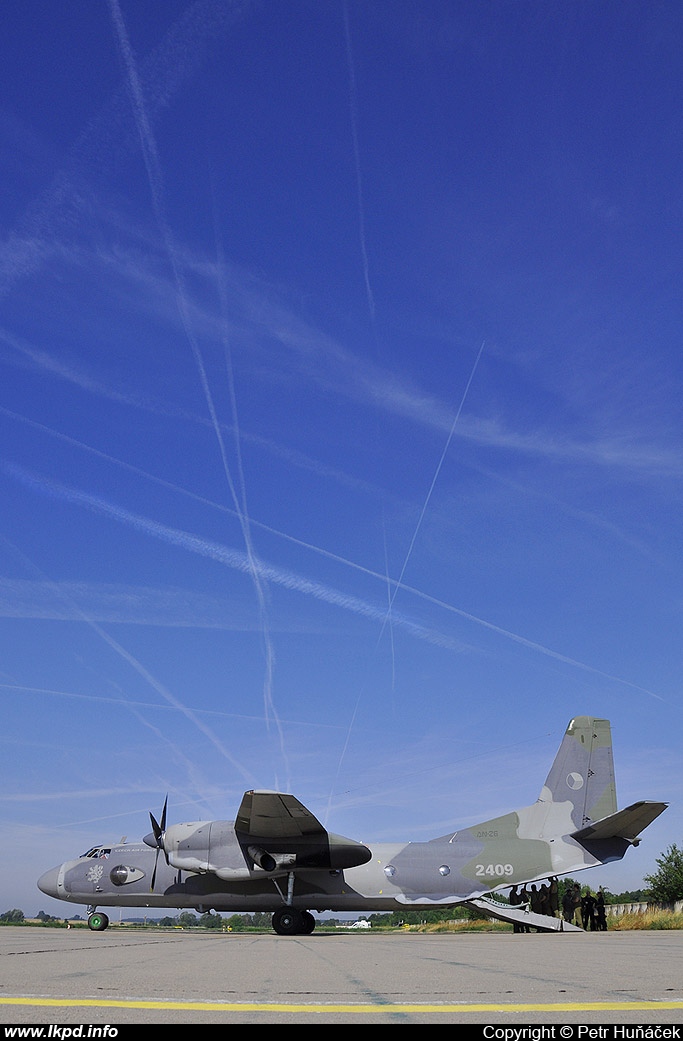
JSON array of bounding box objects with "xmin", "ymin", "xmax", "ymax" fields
[
  {"xmin": 509, "ymin": 878, "xmax": 607, "ymax": 931},
  {"xmin": 509, "ymin": 878, "xmax": 556, "ymax": 931}
]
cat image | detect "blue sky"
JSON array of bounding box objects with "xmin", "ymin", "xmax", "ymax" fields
[{"xmin": 1, "ymin": 1, "xmax": 681, "ymax": 917}]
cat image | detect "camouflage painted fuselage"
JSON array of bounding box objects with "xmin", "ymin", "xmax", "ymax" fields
[
  {"xmin": 38, "ymin": 717, "xmax": 666, "ymax": 917},
  {"xmin": 34, "ymin": 832, "xmax": 590, "ymax": 915}
]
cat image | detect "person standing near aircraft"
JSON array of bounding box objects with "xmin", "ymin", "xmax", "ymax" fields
[
  {"xmin": 538, "ymin": 881, "xmax": 550, "ymax": 916},
  {"xmin": 562, "ymin": 886, "xmax": 575, "ymax": 925},
  {"xmin": 509, "ymin": 885, "xmax": 524, "ymax": 932},
  {"xmin": 572, "ymin": 883, "xmax": 583, "ymax": 926},
  {"xmin": 520, "ymin": 886, "xmax": 532, "ymax": 932},
  {"xmin": 549, "ymin": 876, "xmax": 559, "ymax": 917},
  {"xmin": 582, "ymin": 889, "xmax": 597, "ymax": 931}
]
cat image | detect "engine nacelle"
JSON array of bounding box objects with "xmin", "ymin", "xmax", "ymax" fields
[
  {"xmin": 165, "ymin": 821, "xmax": 214, "ymax": 873},
  {"xmin": 143, "ymin": 816, "xmax": 372, "ymax": 878},
  {"xmin": 248, "ymin": 845, "xmax": 277, "ymax": 872}
]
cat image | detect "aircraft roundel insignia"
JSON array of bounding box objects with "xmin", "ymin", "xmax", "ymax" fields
[{"xmin": 566, "ymin": 772, "xmax": 584, "ymax": 791}]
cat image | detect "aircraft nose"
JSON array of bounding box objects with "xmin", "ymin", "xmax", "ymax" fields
[{"xmin": 37, "ymin": 866, "xmax": 61, "ymax": 897}]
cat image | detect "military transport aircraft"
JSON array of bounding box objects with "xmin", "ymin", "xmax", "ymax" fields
[{"xmin": 38, "ymin": 716, "xmax": 666, "ymax": 934}]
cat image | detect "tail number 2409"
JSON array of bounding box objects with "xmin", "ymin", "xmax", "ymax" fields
[{"xmin": 475, "ymin": 863, "xmax": 514, "ymax": 877}]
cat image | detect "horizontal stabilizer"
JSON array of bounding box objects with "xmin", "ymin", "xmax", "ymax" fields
[{"xmin": 571, "ymin": 800, "xmax": 668, "ymax": 844}]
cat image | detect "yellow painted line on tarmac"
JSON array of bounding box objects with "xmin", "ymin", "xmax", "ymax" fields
[{"xmin": 2, "ymin": 997, "xmax": 683, "ymax": 1014}]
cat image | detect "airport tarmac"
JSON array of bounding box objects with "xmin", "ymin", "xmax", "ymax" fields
[{"xmin": 0, "ymin": 926, "xmax": 682, "ymax": 1025}]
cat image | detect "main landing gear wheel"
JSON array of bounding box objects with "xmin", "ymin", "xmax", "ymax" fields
[
  {"xmin": 301, "ymin": 910, "xmax": 315, "ymax": 934},
  {"xmin": 87, "ymin": 912, "xmax": 109, "ymax": 932},
  {"xmin": 272, "ymin": 908, "xmax": 316, "ymax": 935}
]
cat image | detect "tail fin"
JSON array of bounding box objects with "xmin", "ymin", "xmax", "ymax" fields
[
  {"xmin": 539, "ymin": 716, "xmax": 617, "ymax": 830},
  {"xmin": 450, "ymin": 715, "xmax": 665, "ymax": 886}
]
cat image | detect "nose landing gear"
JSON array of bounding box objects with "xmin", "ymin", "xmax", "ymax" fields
[{"xmin": 87, "ymin": 907, "xmax": 110, "ymax": 931}]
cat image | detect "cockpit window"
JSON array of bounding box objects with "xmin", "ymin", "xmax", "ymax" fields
[{"xmin": 81, "ymin": 846, "xmax": 111, "ymax": 859}]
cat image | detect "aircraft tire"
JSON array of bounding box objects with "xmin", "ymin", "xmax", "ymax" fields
[
  {"xmin": 88, "ymin": 912, "xmax": 109, "ymax": 932},
  {"xmin": 272, "ymin": 908, "xmax": 304, "ymax": 935},
  {"xmin": 301, "ymin": 911, "xmax": 316, "ymax": 934}
]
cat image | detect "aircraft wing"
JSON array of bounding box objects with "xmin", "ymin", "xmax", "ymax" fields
[
  {"xmin": 235, "ymin": 790, "xmax": 327, "ymax": 841},
  {"xmin": 234, "ymin": 790, "xmax": 372, "ymax": 871},
  {"xmin": 571, "ymin": 800, "xmax": 668, "ymax": 844}
]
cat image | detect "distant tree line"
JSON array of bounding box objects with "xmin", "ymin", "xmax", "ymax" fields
[
  {"xmin": 0, "ymin": 909, "xmax": 24, "ymax": 924},
  {"xmin": 158, "ymin": 911, "xmax": 351, "ymax": 929}
]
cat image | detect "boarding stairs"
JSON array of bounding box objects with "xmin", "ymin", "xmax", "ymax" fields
[{"xmin": 465, "ymin": 895, "xmax": 584, "ymax": 932}]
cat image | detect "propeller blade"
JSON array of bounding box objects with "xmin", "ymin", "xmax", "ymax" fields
[
  {"xmin": 150, "ymin": 848, "xmax": 160, "ymax": 892},
  {"xmin": 149, "ymin": 796, "xmax": 168, "ymax": 845},
  {"xmin": 160, "ymin": 794, "xmax": 168, "ymax": 829},
  {"xmin": 149, "ymin": 795, "xmax": 168, "ymax": 892}
]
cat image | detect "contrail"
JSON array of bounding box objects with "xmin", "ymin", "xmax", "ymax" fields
[
  {"xmin": 106, "ymin": 0, "xmax": 166, "ymax": 221},
  {"xmin": 209, "ymin": 184, "xmax": 281, "ymax": 769},
  {"xmin": 343, "ymin": 0, "xmax": 375, "ymax": 323},
  {"xmin": 2, "ymin": 787, "xmax": 166, "ymax": 803},
  {"xmin": 106, "ymin": 0, "xmax": 285, "ymax": 763},
  {"xmin": 0, "ymin": 325, "xmax": 160, "ymax": 413},
  {"xmin": 4, "ymin": 464, "xmax": 469, "ymax": 654},
  {"xmin": 0, "ymin": 530, "xmax": 257, "ymax": 784},
  {"xmin": 5, "ymin": 461, "xmax": 666, "ymax": 704},
  {"xmin": 105, "ymin": 0, "xmax": 236, "ymax": 495},
  {"xmin": 343, "ymin": 1, "xmax": 401, "ymax": 689},
  {"xmin": 0, "ymin": 683, "xmax": 345, "ymax": 729},
  {"xmin": 381, "ymin": 513, "xmax": 396, "ymax": 695},
  {"xmin": 2, "ymin": 401, "xmax": 655, "ymax": 562},
  {"xmin": 384, "ymin": 340, "xmax": 487, "ymax": 626},
  {"xmin": 331, "ymin": 342, "xmax": 486, "ymax": 795},
  {"xmin": 1, "ymin": 405, "xmax": 405, "ymax": 579},
  {"xmin": 91, "ymin": 624, "xmax": 258, "ymax": 784},
  {"xmin": 0, "ymin": 0, "xmax": 254, "ymax": 299}
]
